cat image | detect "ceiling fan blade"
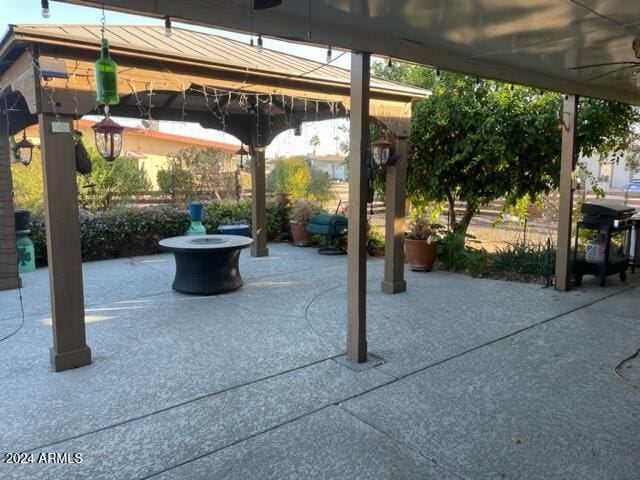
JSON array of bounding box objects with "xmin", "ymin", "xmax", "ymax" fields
[
  {"xmin": 570, "ymin": 61, "xmax": 640, "ymax": 70},
  {"xmin": 254, "ymin": 0, "xmax": 282, "ymax": 9},
  {"xmin": 585, "ymin": 64, "xmax": 639, "ymax": 82}
]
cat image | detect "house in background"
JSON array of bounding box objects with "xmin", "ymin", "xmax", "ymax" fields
[
  {"xmin": 581, "ymin": 154, "xmax": 640, "ymax": 191},
  {"xmin": 25, "ymin": 119, "xmax": 238, "ymax": 189},
  {"xmin": 306, "ymin": 154, "xmax": 347, "ymax": 181}
]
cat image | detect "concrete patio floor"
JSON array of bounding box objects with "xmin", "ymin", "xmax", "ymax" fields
[{"xmin": 1, "ymin": 243, "xmax": 639, "ymax": 480}]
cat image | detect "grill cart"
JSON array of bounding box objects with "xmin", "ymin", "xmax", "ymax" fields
[
  {"xmin": 573, "ymin": 202, "xmax": 635, "ymax": 287},
  {"xmin": 630, "ymin": 212, "xmax": 640, "ymax": 274}
]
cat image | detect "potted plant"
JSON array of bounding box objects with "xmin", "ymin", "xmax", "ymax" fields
[
  {"xmin": 405, "ymin": 215, "xmax": 442, "ymax": 271},
  {"xmin": 289, "ymin": 199, "xmax": 316, "ymax": 246}
]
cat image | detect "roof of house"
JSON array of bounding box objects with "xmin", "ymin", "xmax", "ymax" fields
[{"xmin": 75, "ymin": 119, "xmax": 238, "ymax": 152}]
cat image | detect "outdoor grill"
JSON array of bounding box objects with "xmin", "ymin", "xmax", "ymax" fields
[{"xmin": 573, "ymin": 202, "xmax": 635, "ymax": 286}]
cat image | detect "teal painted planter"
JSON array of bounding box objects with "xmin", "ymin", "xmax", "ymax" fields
[
  {"xmin": 187, "ymin": 203, "xmax": 204, "ymax": 222},
  {"xmin": 15, "ymin": 210, "xmax": 35, "ymax": 273}
]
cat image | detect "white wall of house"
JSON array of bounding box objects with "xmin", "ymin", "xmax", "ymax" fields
[{"xmin": 580, "ymin": 154, "xmax": 639, "ymax": 191}]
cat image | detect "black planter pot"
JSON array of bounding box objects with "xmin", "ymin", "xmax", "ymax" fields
[{"xmin": 14, "ymin": 210, "xmax": 31, "ymax": 232}]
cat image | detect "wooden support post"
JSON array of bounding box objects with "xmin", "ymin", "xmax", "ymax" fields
[
  {"xmin": 39, "ymin": 113, "xmax": 91, "ymax": 371},
  {"xmin": 346, "ymin": 52, "xmax": 370, "ymax": 363},
  {"xmin": 0, "ymin": 126, "xmax": 21, "ymax": 291},
  {"xmin": 381, "ymin": 132, "xmax": 409, "ymax": 294},
  {"xmin": 555, "ymin": 94, "xmax": 578, "ymax": 291},
  {"xmin": 250, "ymin": 146, "xmax": 269, "ymax": 257}
]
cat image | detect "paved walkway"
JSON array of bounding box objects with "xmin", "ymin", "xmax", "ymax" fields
[{"xmin": 0, "ymin": 243, "xmax": 639, "ymax": 479}]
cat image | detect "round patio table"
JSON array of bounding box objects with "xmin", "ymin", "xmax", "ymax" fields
[{"xmin": 159, "ymin": 235, "xmax": 253, "ymax": 295}]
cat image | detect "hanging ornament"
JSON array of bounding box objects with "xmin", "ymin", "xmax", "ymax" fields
[
  {"xmin": 164, "ymin": 15, "xmax": 173, "ymax": 38},
  {"xmin": 74, "ymin": 130, "xmax": 93, "ymax": 174},
  {"xmin": 434, "ymin": 68, "xmax": 441, "ymax": 84},
  {"xmin": 17, "ymin": 131, "xmax": 35, "ymax": 166},
  {"xmin": 256, "ymin": 34, "xmax": 264, "ymax": 53},
  {"xmin": 95, "ymin": 36, "xmax": 119, "ymax": 105},
  {"xmin": 41, "ymin": 0, "xmax": 50, "ymax": 18},
  {"xmin": 92, "ymin": 110, "xmax": 124, "ymax": 162},
  {"xmin": 326, "ymin": 46, "xmax": 332, "ymax": 63}
]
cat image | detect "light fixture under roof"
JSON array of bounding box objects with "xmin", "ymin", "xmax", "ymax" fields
[{"xmin": 254, "ymin": 0, "xmax": 281, "ymax": 9}]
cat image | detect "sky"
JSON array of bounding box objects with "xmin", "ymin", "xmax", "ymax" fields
[{"xmin": 0, "ymin": 0, "xmax": 356, "ymax": 157}]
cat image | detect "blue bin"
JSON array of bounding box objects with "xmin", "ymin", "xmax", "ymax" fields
[{"xmin": 218, "ymin": 224, "xmax": 250, "ymax": 237}]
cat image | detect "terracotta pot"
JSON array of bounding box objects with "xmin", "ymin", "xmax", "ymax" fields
[
  {"xmin": 290, "ymin": 221, "xmax": 312, "ymax": 246},
  {"xmin": 405, "ymin": 238, "xmax": 437, "ymax": 271},
  {"xmin": 275, "ymin": 192, "xmax": 291, "ymax": 206}
]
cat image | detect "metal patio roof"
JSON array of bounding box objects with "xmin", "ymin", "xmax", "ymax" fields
[{"xmin": 54, "ymin": 0, "xmax": 640, "ymax": 105}]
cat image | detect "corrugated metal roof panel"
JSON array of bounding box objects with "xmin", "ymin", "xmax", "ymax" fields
[{"xmin": 10, "ymin": 24, "xmax": 428, "ymax": 98}]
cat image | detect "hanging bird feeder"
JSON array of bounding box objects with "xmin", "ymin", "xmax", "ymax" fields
[{"xmin": 92, "ymin": 115, "xmax": 124, "ymax": 162}]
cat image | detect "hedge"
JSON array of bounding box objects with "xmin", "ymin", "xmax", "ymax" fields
[{"xmin": 30, "ymin": 201, "xmax": 291, "ymax": 266}]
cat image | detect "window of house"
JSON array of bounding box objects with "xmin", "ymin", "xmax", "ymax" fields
[{"xmin": 598, "ymin": 163, "xmax": 613, "ymax": 182}]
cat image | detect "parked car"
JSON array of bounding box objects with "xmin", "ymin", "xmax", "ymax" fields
[{"xmin": 623, "ymin": 179, "xmax": 640, "ymax": 192}]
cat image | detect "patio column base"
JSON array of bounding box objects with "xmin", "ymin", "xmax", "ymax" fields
[
  {"xmin": 0, "ymin": 276, "xmax": 22, "ymax": 291},
  {"xmin": 251, "ymin": 246, "xmax": 269, "ymax": 257},
  {"xmin": 50, "ymin": 345, "xmax": 92, "ymax": 372},
  {"xmin": 381, "ymin": 279, "xmax": 406, "ymax": 294}
]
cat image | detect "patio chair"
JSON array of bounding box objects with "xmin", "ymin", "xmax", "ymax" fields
[{"xmin": 306, "ymin": 213, "xmax": 348, "ymax": 255}]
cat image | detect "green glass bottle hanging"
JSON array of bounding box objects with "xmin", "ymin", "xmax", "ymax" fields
[{"xmin": 95, "ymin": 38, "xmax": 119, "ymax": 105}]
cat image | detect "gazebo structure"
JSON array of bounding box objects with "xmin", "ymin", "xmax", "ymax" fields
[{"xmin": 0, "ymin": 24, "xmax": 427, "ymax": 371}]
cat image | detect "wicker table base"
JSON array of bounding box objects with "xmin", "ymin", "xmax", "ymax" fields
[{"xmin": 159, "ymin": 235, "xmax": 253, "ymax": 295}]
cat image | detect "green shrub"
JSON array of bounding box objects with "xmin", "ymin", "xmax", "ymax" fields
[
  {"xmin": 202, "ymin": 200, "xmax": 252, "ymax": 232},
  {"xmin": 367, "ymin": 223, "xmax": 385, "ymax": 256},
  {"xmin": 267, "ymin": 156, "xmax": 334, "ymax": 203},
  {"xmin": 28, "ymin": 200, "xmax": 293, "ymax": 266},
  {"xmin": 30, "ymin": 205, "xmax": 190, "ymax": 265},
  {"xmin": 492, "ymin": 240, "xmax": 556, "ymax": 277},
  {"xmin": 437, "ymin": 229, "xmax": 488, "ymax": 276}
]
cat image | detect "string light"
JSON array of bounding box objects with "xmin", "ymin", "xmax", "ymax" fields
[
  {"xmin": 326, "ymin": 46, "xmax": 332, "ymax": 64},
  {"xmin": 474, "ymin": 76, "xmax": 481, "ymax": 91},
  {"xmin": 256, "ymin": 33, "xmax": 264, "ymax": 53},
  {"xmin": 41, "ymin": 0, "xmax": 50, "ymax": 18},
  {"xmin": 164, "ymin": 15, "xmax": 172, "ymax": 38}
]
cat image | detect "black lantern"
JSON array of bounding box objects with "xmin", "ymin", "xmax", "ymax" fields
[
  {"xmin": 17, "ymin": 131, "xmax": 35, "ymax": 166},
  {"xmin": 236, "ymin": 145, "xmax": 249, "ymax": 169},
  {"xmin": 92, "ymin": 116, "xmax": 124, "ymax": 162},
  {"xmin": 371, "ymin": 136, "xmax": 391, "ymax": 166}
]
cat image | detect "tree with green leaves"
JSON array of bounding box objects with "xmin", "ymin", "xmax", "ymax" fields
[
  {"xmin": 372, "ymin": 62, "xmax": 639, "ymax": 235},
  {"xmin": 309, "ymin": 134, "xmax": 321, "ymax": 155},
  {"xmin": 157, "ymin": 147, "xmax": 236, "ymax": 202},
  {"xmin": 267, "ymin": 156, "xmax": 333, "ymax": 203},
  {"xmin": 78, "ymin": 145, "xmax": 151, "ymax": 210}
]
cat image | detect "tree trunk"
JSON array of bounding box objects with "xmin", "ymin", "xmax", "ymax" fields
[
  {"xmin": 458, "ymin": 203, "xmax": 476, "ymax": 235},
  {"xmin": 445, "ymin": 191, "xmax": 457, "ymax": 229}
]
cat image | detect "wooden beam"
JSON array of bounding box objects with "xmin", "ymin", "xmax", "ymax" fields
[
  {"xmin": 39, "ymin": 113, "xmax": 91, "ymax": 371},
  {"xmin": 250, "ymin": 145, "xmax": 268, "ymax": 257},
  {"xmin": 381, "ymin": 130, "xmax": 409, "ymax": 294},
  {"xmin": 555, "ymin": 94, "xmax": 578, "ymax": 292},
  {"xmin": 0, "ymin": 124, "xmax": 21, "ymax": 291},
  {"xmin": 346, "ymin": 51, "xmax": 370, "ymax": 363}
]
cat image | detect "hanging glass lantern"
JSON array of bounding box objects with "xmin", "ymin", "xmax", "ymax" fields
[
  {"xmin": 371, "ymin": 136, "xmax": 391, "ymax": 166},
  {"xmin": 17, "ymin": 131, "xmax": 35, "ymax": 166},
  {"xmin": 235, "ymin": 145, "xmax": 249, "ymax": 169},
  {"xmin": 92, "ymin": 116, "xmax": 124, "ymax": 162},
  {"xmin": 95, "ymin": 38, "xmax": 119, "ymax": 106}
]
